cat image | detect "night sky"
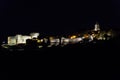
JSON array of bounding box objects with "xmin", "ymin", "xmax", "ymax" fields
[
  {"xmin": 0, "ymin": 72, "xmax": 8, "ymax": 80},
  {"xmin": 0, "ymin": 0, "xmax": 120, "ymax": 38}
]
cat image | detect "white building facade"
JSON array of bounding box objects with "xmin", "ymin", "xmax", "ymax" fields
[
  {"xmin": 94, "ymin": 23, "xmax": 100, "ymax": 31},
  {"xmin": 7, "ymin": 33, "xmax": 39, "ymax": 45}
]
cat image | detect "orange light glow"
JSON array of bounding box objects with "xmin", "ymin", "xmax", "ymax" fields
[
  {"xmin": 83, "ymin": 34, "xmax": 89, "ymax": 38},
  {"xmin": 70, "ymin": 35, "xmax": 77, "ymax": 39}
]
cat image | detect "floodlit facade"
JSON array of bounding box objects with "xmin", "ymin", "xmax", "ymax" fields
[
  {"xmin": 6, "ymin": 23, "xmax": 114, "ymax": 47},
  {"xmin": 16, "ymin": 35, "xmax": 31, "ymax": 44},
  {"xmin": 8, "ymin": 36, "xmax": 17, "ymax": 45},
  {"xmin": 49, "ymin": 38, "xmax": 60, "ymax": 46},
  {"xmin": 30, "ymin": 33, "xmax": 39, "ymax": 39},
  {"xmin": 94, "ymin": 23, "xmax": 100, "ymax": 31},
  {"xmin": 7, "ymin": 33, "xmax": 39, "ymax": 45}
]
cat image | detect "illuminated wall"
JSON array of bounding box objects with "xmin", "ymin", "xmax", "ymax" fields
[
  {"xmin": 8, "ymin": 37, "xmax": 17, "ymax": 45},
  {"xmin": 16, "ymin": 35, "xmax": 23, "ymax": 44},
  {"xmin": 7, "ymin": 33, "xmax": 39, "ymax": 45},
  {"xmin": 8, "ymin": 35, "xmax": 31, "ymax": 45},
  {"xmin": 94, "ymin": 23, "xmax": 100, "ymax": 31},
  {"xmin": 16, "ymin": 35, "xmax": 31, "ymax": 44},
  {"xmin": 30, "ymin": 33, "xmax": 39, "ymax": 39}
]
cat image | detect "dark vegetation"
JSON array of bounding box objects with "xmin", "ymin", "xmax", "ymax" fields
[{"xmin": 0, "ymin": 35, "xmax": 120, "ymax": 79}]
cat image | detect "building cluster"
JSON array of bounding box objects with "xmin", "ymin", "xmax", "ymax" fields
[
  {"xmin": 8, "ymin": 33, "xmax": 39, "ymax": 45},
  {"xmin": 3, "ymin": 23, "xmax": 114, "ymax": 49},
  {"xmin": 82, "ymin": 23, "xmax": 114, "ymax": 41}
]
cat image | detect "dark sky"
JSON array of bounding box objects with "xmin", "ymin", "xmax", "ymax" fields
[
  {"xmin": 0, "ymin": 72, "xmax": 8, "ymax": 80},
  {"xmin": 0, "ymin": 0, "xmax": 120, "ymax": 37}
]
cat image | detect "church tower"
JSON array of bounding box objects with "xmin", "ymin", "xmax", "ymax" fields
[{"xmin": 94, "ymin": 22, "xmax": 100, "ymax": 31}]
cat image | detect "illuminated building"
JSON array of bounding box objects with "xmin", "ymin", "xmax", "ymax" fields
[
  {"xmin": 61, "ymin": 37, "xmax": 70, "ymax": 45},
  {"xmin": 30, "ymin": 33, "xmax": 39, "ymax": 39},
  {"xmin": 70, "ymin": 35, "xmax": 77, "ymax": 39},
  {"xmin": 88, "ymin": 36, "xmax": 94, "ymax": 42},
  {"xmin": 8, "ymin": 36, "xmax": 17, "ymax": 45},
  {"xmin": 16, "ymin": 35, "xmax": 31, "ymax": 44},
  {"xmin": 49, "ymin": 37, "xmax": 60, "ymax": 46},
  {"xmin": 7, "ymin": 33, "xmax": 39, "ymax": 45},
  {"xmin": 94, "ymin": 22, "xmax": 100, "ymax": 31},
  {"xmin": 5, "ymin": 22, "xmax": 115, "ymax": 47}
]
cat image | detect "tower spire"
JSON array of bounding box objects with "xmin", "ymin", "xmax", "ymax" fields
[{"xmin": 94, "ymin": 22, "xmax": 100, "ymax": 31}]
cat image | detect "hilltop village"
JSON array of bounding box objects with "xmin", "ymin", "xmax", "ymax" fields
[{"xmin": 1, "ymin": 23, "xmax": 115, "ymax": 51}]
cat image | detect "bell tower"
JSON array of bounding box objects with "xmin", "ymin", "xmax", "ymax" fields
[{"xmin": 94, "ymin": 22, "xmax": 100, "ymax": 31}]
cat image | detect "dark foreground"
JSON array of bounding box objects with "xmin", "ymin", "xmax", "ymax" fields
[
  {"xmin": 0, "ymin": 39, "xmax": 120, "ymax": 64},
  {"xmin": 0, "ymin": 39, "xmax": 120, "ymax": 80}
]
